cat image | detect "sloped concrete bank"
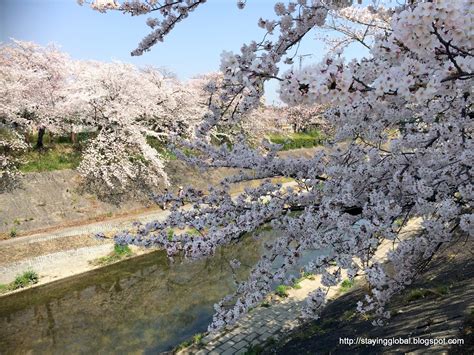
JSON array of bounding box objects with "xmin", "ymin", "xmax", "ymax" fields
[
  {"xmin": 0, "ymin": 148, "xmax": 317, "ymax": 236},
  {"xmin": 0, "ymin": 161, "xmax": 236, "ymax": 236}
]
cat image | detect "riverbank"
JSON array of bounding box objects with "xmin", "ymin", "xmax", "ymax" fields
[
  {"xmin": 0, "ymin": 175, "xmax": 301, "ymax": 294},
  {"xmin": 0, "ymin": 147, "xmax": 319, "ymax": 293},
  {"xmin": 175, "ymin": 234, "xmax": 473, "ymax": 355},
  {"xmin": 174, "ymin": 220, "xmax": 421, "ymax": 354},
  {"xmin": 0, "ymin": 147, "xmax": 317, "ymax": 237},
  {"xmin": 270, "ymin": 236, "xmax": 473, "ymax": 354}
]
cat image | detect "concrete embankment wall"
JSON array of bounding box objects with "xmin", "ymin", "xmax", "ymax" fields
[{"xmin": 0, "ymin": 161, "xmax": 236, "ymax": 235}]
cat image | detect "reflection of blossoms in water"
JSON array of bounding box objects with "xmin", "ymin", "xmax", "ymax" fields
[{"xmin": 230, "ymin": 259, "xmax": 241, "ymax": 270}]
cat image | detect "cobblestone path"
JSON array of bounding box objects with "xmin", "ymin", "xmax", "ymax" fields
[
  {"xmin": 179, "ymin": 300, "xmax": 303, "ymax": 355},
  {"xmin": 177, "ymin": 274, "xmax": 341, "ymax": 355}
]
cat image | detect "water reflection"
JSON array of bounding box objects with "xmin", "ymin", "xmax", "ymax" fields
[{"xmin": 0, "ymin": 235, "xmax": 264, "ymax": 354}]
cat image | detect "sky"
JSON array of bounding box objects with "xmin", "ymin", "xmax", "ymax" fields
[{"xmin": 0, "ymin": 0, "xmax": 371, "ymax": 104}]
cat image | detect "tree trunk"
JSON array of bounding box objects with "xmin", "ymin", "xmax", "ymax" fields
[
  {"xmin": 71, "ymin": 132, "xmax": 77, "ymax": 144},
  {"xmin": 36, "ymin": 127, "xmax": 45, "ymax": 149}
]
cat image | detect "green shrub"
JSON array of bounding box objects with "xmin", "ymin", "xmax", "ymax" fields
[
  {"xmin": 12, "ymin": 270, "xmax": 39, "ymax": 290},
  {"xmin": 114, "ymin": 244, "xmax": 132, "ymax": 256},
  {"xmin": 9, "ymin": 227, "xmax": 17, "ymax": 238},
  {"xmin": 275, "ymin": 285, "xmax": 290, "ymax": 298}
]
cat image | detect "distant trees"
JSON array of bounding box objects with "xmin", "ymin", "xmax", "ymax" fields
[
  {"xmin": 0, "ymin": 41, "xmax": 210, "ymax": 196},
  {"xmin": 282, "ymin": 104, "xmax": 330, "ymax": 133}
]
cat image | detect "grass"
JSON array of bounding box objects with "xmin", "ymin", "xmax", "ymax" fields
[
  {"xmin": 339, "ymin": 279, "xmax": 355, "ymax": 293},
  {"xmin": 275, "ymin": 284, "xmax": 291, "ymax": 298},
  {"xmin": 25, "ymin": 131, "xmax": 94, "ymax": 146},
  {"xmin": 18, "ymin": 131, "xmax": 94, "ymax": 173},
  {"xmin": 405, "ymin": 285, "xmax": 450, "ymax": 302},
  {"xmin": 146, "ymin": 136, "xmax": 178, "ymax": 160},
  {"xmin": 174, "ymin": 333, "xmax": 204, "ymax": 352},
  {"xmin": 192, "ymin": 333, "xmax": 204, "ymax": 345},
  {"xmin": 91, "ymin": 244, "xmax": 133, "ymax": 266},
  {"xmin": 267, "ymin": 129, "xmax": 326, "ymax": 150},
  {"xmin": 167, "ymin": 228, "xmax": 175, "ymax": 241},
  {"xmin": 13, "ymin": 270, "xmax": 39, "ymax": 289},
  {"xmin": 20, "ymin": 145, "xmax": 82, "ymax": 173},
  {"xmin": 0, "ymin": 284, "xmax": 9, "ymax": 294},
  {"xmin": 291, "ymin": 271, "xmax": 315, "ymax": 289},
  {"xmin": 0, "ymin": 270, "xmax": 39, "ymax": 294}
]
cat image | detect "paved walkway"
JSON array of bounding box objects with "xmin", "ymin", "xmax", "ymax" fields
[
  {"xmin": 196, "ymin": 301, "xmax": 302, "ymax": 355},
  {"xmin": 177, "ymin": 275, "xmax": 342, "ymax": 355}
]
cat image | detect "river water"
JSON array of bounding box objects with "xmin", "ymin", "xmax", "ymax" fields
[
  {"xmin": 0, "ymin": 233, "xmax": 270, "ymax": 354},
  {"xmin": 0, "ymin": 228, "xmax": 321, "ymax": 354}
]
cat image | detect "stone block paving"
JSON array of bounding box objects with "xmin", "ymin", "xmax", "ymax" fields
[{"xmin": 177, "ymin": 299, "xmax": 304, "ymax": 355}]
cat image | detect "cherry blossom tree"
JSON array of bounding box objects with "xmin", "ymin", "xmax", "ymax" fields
[
  {"xmin": 140, "ymin": 66, "xmax": 207, "ymax": 140},
  {"xmin": 0, "ymin": 40, "xmax": 72, "ymax": 149},
  {"xmin": 0, "ymin": 40, "xmax": 74, "ymax": 190},
  {"xmin": 241, "ymin": 104, "xmax": 288, "ymax": 142},
  {"xmin": 0, "ymin": 42, "xmax": 206, "ymax": 196},
  {"xmin": 67, "ymin": 60, "xmax": 208, "ymax": 198},
  {"xmin": 66, "ymin": 60, "xmax": 171, "ymax": 198},
  {"xmin": 315, "ymin": 3, "xmax": 392, "ymax": 52},
  {"xmin": 282, "ymin": 104, "xmax": 330, "ymax": 133},
  {"xmin": 90, "ymin": 0, "xmax": 472, "ymax": 332}
]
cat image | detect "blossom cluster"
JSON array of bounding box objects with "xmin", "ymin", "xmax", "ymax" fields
[
  {"xmin": 0, "ymin": 131, "xmax": 27, "ymax": 193},
  {"xmin": 90, "ymin": 0, "xmax": 472, "ymax": 332}
]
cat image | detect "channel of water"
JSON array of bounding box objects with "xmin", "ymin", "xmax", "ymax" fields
[{"xmin": 0, "ymin": 230, "xmax": 319, "ymax": 353}]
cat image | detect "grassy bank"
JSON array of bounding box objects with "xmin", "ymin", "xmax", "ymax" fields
[
  {"xmin": 13, "ymin": 129, "xmax": 323, "ymax": 174},
  {"xmin": 0, "ymin": 270, "xmax": 39, "ymax": 294},
  {"xmin": 267, "ymin": 130, "xmax": 326, "ymax": 150},
  {"xmin": 20, "ymin": 145, "xmax": 82, "ymax": 172}
]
